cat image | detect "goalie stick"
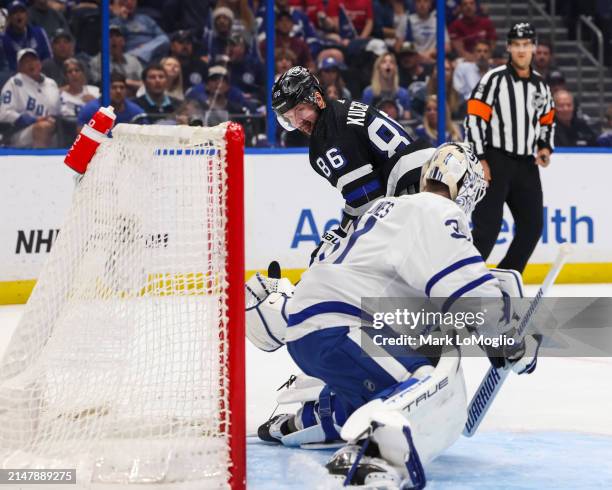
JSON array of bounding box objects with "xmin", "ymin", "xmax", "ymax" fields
[{"xmin": 463, "ymin": 244, "xmax": 572, "ymax": 437}]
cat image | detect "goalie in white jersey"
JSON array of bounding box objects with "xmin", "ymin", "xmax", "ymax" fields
[
  {"xmin": 0, "ymin": 48, "xmax": 60, "ymax": 148},
  {"xmin": 246, "ymin": 142, "xmax": 541, "ymax": 488}
]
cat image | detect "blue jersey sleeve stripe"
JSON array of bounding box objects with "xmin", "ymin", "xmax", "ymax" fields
[
  {"xmin": 425, "ymin": 256, "xmax": 484, "ymax": 297},
  {"xmin": 288, "ymin": 301, "xmax": 369, "ymax": 327},
  {"xmin": 442, "ymin": 273, "xmax": 496, "ymax": 313},
  {"xmin": 344, "ymin": 180, "xmax": 381, "ymax": 203}
]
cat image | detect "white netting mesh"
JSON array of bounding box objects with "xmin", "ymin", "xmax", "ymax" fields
[{"xmin": 0, "ymin": 123, "xmax": 235, "ymax": 488}]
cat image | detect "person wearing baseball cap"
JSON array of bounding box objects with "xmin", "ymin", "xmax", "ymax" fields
[
  {"xmin": 168, "ymin": 29, "xmax": 208, "ymax": 92},
  {"xmin": 42, "ymin": 28, "xmax": 84, "ymax": 86},
  {"xmin": 184, "ymin": 64, "xmax": 249, "ymax": 120},
  {"xmin": 0, "ymin": 47, "xmax": 60, "ymax": 147},
  {"xmin": 317, "ymin": 56, "xmax": 351, "ymax": 101},
  {"xmin": 88, "ymin": 24, "xmax": 144, "ymax": 96},
  {"xmin": 2, "ymin": 0, "xmax": 52, "ymax": 71}
]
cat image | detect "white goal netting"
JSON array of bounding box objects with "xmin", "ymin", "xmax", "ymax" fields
[{"xmin": 0, "ymin": 123, "xmax": 242, "ymax": 488}]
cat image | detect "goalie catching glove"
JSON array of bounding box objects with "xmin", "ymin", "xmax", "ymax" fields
[{"xmin": 245, "ymin": 273, "xmax": 295, "ymax": 351}]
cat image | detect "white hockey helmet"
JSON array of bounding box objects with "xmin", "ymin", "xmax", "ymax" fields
[{"xmin": 420, "ymin": 142, "xmax": 487, "ymax": 215}]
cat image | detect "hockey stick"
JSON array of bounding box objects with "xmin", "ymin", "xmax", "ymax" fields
[{"xmin": 463, "ymin": 244, "xmax": 572, "ymax": 437}]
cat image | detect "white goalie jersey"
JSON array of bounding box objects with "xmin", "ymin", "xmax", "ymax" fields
[{"xmin": 286, "ymin": 192, "xmax": 504, "ymax": 342}]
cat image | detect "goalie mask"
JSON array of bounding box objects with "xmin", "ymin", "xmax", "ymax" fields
[
  {"xmin": 272, "ymin": 66, "xmax": 323, "ymax": 131},
  {"xmin": 420, "ymin": 142, "xmax": 487, "ymax": 215}
]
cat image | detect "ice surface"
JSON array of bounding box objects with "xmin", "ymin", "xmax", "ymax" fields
[
  {"xmin": 2, "ymin": 284, "xmax": 612, "ymax": 488},
  {"xmin": 247, "ymin": 432, "xmax": 612, "ymax": 489}
]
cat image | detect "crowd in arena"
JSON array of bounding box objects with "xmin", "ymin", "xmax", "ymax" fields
[{"xmin": 0, "ymin": 0, "xmax": 610, "ymax": 148}]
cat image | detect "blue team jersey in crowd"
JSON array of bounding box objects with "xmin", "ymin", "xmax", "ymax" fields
[{"xmin": 78, "ymin": 98, "xmax": 145, "ymax": 127}]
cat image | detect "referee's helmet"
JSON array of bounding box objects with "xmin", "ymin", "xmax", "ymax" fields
[{"xmin": 507, "ymin": 22, "xmax": 537, "ymax": 44}]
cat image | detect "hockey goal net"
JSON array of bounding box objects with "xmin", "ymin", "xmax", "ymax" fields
[{"xmin": 0, "ymin": 123, "xmax": 245, "ymax": 489}]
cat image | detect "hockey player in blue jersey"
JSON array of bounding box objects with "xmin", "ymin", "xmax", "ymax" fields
[{"xmin": 245, "ymin": 142, "xmax": 542, "ymax": 488}]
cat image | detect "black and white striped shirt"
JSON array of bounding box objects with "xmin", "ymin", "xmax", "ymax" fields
[{"xmin": 464, "ymin": 63, "xmax": 555, "ymax": 159}]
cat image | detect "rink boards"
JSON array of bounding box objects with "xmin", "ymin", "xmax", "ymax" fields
[{"xmin": 0, "ymin": 149, "xmax": 611, "ymax": 304}]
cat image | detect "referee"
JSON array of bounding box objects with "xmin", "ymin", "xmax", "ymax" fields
[{"xmin": 465, "ymin": 22, "xmax": 555, "ymax": 273}]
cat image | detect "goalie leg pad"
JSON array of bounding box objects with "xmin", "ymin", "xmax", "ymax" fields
[
  {"xmin": 342, "ymin": 351, "xmax": 467, "ymax": 467},
  {"xmin": 280, "ymin": 385, "xmax": 347, "ymax": 447}
]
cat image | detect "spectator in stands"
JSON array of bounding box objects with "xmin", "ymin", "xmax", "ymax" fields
[
  {"xmin": 596, "ymin": 104, "xmax": 612, "ymax": 146},
  {"xmin": 216, "ymin": 0, "xmax": 257, "ymax": 46},
  {"xmin": 452, "ymin": 39, "xmax": 490, "ymax": 103},
  {"xmin": 426, "ymin": 57, "xmax": 462, "ymax": 118},
  {"xmin": 0, "ymin": 45, "xmax": 11, "ymax": 89},
  {"xmin": 362, "ymin": 52, "xmax": 411, "ymax": 118},
  {"xmin": 317, "ymin": 56, "xmax": 352, "ymax": 101},
  {"xmin": 184, "ymin": 65, "xmax": 248, "ymax": 125},
  {"xmin": 553, "ymin": 89, "xmax": 598, "ymax": 147},
  {"xmin": 397, "ymin": 41, "xmax": 429, "ymax": 88},
  {"xmin": 448, "ymin": 0, "xmax": 496, "ymax": 61},
  {"xmin": 287, "ymin": 0, "xmax": 325, "ymax": 25},
  {"xmin": 533, "ymin": 39, "xmax": 560, "ymax": 83},
  {"xmin": 78, "ymin": 72, "xmax": 145, "ymax": 128},
  {"xmin": 490, "ymin": 45, "xmax": 507, "ymax": 67},
  {"xmin": 169, "ymin": 30, "xmax": 208, "ymax": 91},
  {"xmin": 376, "ymin": 97, "xmax": 402, "ymax": 121},
  {"xmin": 274, "ymin": 47, "xmax": 297, "ymax": 80},
  {"xmin": 68, "ymin": 0, "xmax": 103, "ymax": 57},
  {"xmin": 414, "ymin": 95, "xmax": 462, "ymax": 145},
  {"xmin": 90, "ymin": 25, "xmax": 143, "ymax": 96},
  {"xmin": 160, "ymin": 56, "xmax": 184, "ymax": 100},
  {"xmin": 201, "ymin": 7, "xmax": 235, "ymax": 64},
  {"xmin": 2, "ymin": 1, "xmax": 52, "ymax": 71},
  {"xmin": 42, "ymin": 29, "xmax": 87, "ymax": 87},
  {"xmin": 445, "ymin": 0, "xmax": 484, "ymax": 24},
  {"xmin": 110, "ymin": 0, "xmax": 169, "ymax": 63},
  {"xmin": 548, "ymin": 70, "xmax": 567, "ymax": 95},
  {"xmin": 185, "ymin": 65, "xmax": 247, "ymax": 114},
  {"xmin": 27, "ymin": 0, "xmax": 70, "ymax": 39},
  {"xmin": 133, "ymin": 63, "xmax": 182, "ymax": 118},
  {"xmin": 227, "ymin": 33, "xmax": 264, "ymax": 105},
  {"xmin": 406, "ymin": 0, "xmax": 450, "ymax": 64},
  {"xmin": 326, "ymin": 0, "xmax": 373, "ymax": 42},
  {"xmin": 267, "ymin": 0, "xmax": 324, "ymax": 58},
  {"xmin": 59, "ymin": 58, "xmax": 99, "ymax": 117},
  {"xmin": 162, "ymin": 0, "xmax": 214, "ymax": 36},
  {"xmin": 0, "ymin": 48, "xmax": 59, "ymax": 148},
  {"xmin": 372, "ymin": 0, "xmax": 407, "ymax": 49},
  {"xmin": 261, "ymin": 10, "xmax": 314, "ymax": 70},
  {"xmin": 174, "ymin": 98, "xmax": 207, "ymax": 126}
]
